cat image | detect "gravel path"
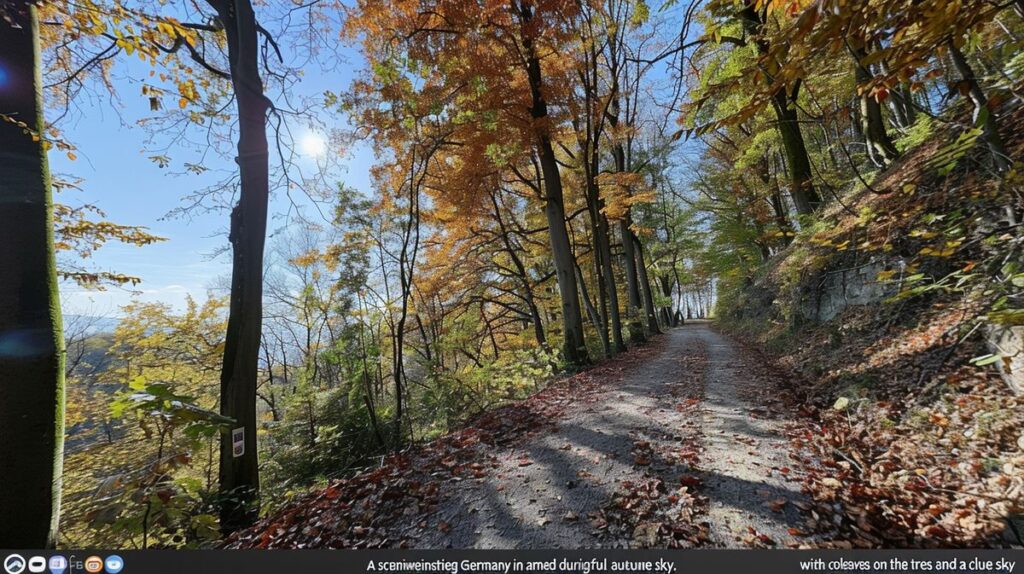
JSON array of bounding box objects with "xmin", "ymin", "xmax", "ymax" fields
[
  {"xmin": 405, "ymin": 322, "xmax": 812, "ymax": 548},
  {"xmin": 697, "ymin": 326, "xmax": 811, "ymax": 547}
]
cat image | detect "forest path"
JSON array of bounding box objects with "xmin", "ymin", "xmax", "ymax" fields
[{"xmin": 403, "ymin": 322, "xmax": 813, "ymax": 548}]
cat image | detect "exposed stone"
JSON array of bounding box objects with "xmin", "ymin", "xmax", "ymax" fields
[
  {"xmin": 987, "ymin": 324, "xmax": 1024, "ymax": 395},
  {"xmin": 801, "ymin": 260, "xmax": 899, "ymax": 323}
]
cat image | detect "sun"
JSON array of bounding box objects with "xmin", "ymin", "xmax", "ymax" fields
[{"xmin": 299, "ymin": 132, "xmax": 327, "ymax": 158}]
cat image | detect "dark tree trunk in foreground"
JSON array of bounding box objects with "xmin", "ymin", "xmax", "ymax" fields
[
  {"xmin": 619, "ymin": 218, "xmax": 646, "ymax": 343},
  {"xmin": 578, "ymin": 34, "xmax": 624, "ymax": 356},
  {"xmin": 584, "ymin": 148, "xmax": 625, "ymax": 354},
  {"xmin": 0, "ymin": 0, "xmax": 66, "ymax": 548},
  {"xmin": 209, "ymin": 0, "xmax": 269, "ymax": 533},
  {"xmin": 518, "ymin": 1, "xmax": 588, "ymax": 365},
  {"xmin": 597, "ymin": 212, "xmax": 626, "ymax": 353},
  {"xmin": 606, "ymin": 15, "xmax": 652, "ymax": 342},
  {"xmin": 536, "ymin": 128, "xmax": 589, "ymax": 366}
]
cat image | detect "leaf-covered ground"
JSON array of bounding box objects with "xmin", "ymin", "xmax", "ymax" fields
[
  {"xmin": 771, "ymin": 301, "xmax": 1024, "ymax": 548},
  {"xmin": 226, "ymin": 323, "xmax": 824, "ymax": 549},
  {"xmin": 718, "ymin": 102, "xmax": 1024, "ymax": 548}
]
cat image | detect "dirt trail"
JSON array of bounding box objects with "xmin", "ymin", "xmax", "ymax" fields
[
  {"xmin": 404, "ymin": 322, "xmax": 812, "ymax": 548},
  {"xmin": 698, "ymin": 327, "xmax": 810, "ymax": 547}
]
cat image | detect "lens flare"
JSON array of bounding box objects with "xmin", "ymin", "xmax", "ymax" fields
[{"xmin": 300, "ymin": 133, "xmax": 327, "ymax": 158}]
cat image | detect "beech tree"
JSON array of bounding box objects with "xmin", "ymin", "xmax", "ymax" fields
[
  {"xmin": 514, "ymin": 0, "xmax": 590, "ymax": 365},
  {"xmin": 733, "ymin": 0, "xmax": 822, "ymax": 215},
  {"xmin": 569, "ymin": 4, "xmax": 627, "ymax": 355},
  {"xmin": 850, "ymin": 42, "xmax": 899, "ymax": 168},
  {"xmin": 203, "ymin": 0, "xmax": 269, "ymax": 533},
  {"xmin": 0, "ymin": 0, "xmax": 67, "ymax": 548}
]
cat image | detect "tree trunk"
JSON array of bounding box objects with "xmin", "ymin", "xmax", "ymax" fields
[
  {"xmin": 585, "ymin": 153, "xmax": 625, "ymax": 354},
  {"xmin": 760, "ymin": 154, "xmax": 793, "ymax": 247},
  {"xmin": 575, "ymin": 263, "xmax": 604, "ymax": 340},
  {"xmin": 948, "ymin": 40, "xmax": 1011, "ymax": 173},
  {"xmin": 602, "ymin": 27, "xmax": 649, "ymax": 346},
  {"xmin": 584, "ymin": 214, "xmax": 610, "ymax": 358},
  {"xmin": 211, "ymin": 0, "xmax": 268, "ymax": 533},
  {"xmin": 392, "ymin": 146, "xmax": 423, "ymax": 448},
  {"xmin": 598, "ymin": 212, "xmax": 625, "ymax": 353},
  {"xmin": 609, "ymin": 123, "xmax": 645, "ymax": 342},
  {"xmin": 851, "ymin": 45, "xmax": 899, "ymax": 168},
  {"xmin": 618, "ymin": 218, "xmax": 647, "ymax": 343},
  {"xmin": 773, "ymin": 93, "xmax": 822, "ymax": 214},
  {"xmin": 948, "ymin": 39, "xmax": 1017, "ymax": 224},
  {"xmin": 658, "ymin": 275, "xmax": 677, "ymax": 327},
  {"xmin": 635, "ymin": 238, "xmax": 661, "ymax": 335},
  {"xmin": 0, "ymin": 1, "xmax": 66, "ymax": 548},
  {"xmin": 539, "ymin": 144, "xmax": 589, "ymax": 365},
  {"xmin": 519, "ymin": 1, "xmax": 588, "ymax": 365},
  {"xmin": 885, "ymin": 84, "xmax": 916, "ymax": 131},
  {"xmin": 578, "ymin": 38, "xmax": 623, "ymax": 356},
  {"xmin": 872, "ymin": 43, "xmax": 916, "ymax": 131},
  {"xmin": 769, "ymin": 191, "xmax": 792, "ymax": 246},
  {"xmin": 672, "ymin": 263, "xmax": 685, "ymax": 326},
  {"xmin": 739, "ymin": 2, "xmax": 822, "ymax": 214}
]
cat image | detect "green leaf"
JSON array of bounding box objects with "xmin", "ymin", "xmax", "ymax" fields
[{"xmin": 970, "ymin": 354, "xmax": 1002, "ymax": 366}]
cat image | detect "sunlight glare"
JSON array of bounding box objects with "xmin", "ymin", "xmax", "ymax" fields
[{"xmin": 300, "ymin": 132, "xmax": 327, "ymax": 158}]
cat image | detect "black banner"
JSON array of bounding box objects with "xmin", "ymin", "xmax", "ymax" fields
[{"xmin": 1, "ymin": 550, "xmax": 1021, "ymax": 574}]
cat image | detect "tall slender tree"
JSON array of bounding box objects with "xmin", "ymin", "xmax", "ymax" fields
[
  {"xmin": 0, "ymin": 0, "xmax": 67, "ymax": 548},
  {"xmin": 206, "ymin": 0, "xmax": 269, "ymax": 533},
  {"xmin": 515, "ymin": 0, "xmax": 590, "ymax": 365}
]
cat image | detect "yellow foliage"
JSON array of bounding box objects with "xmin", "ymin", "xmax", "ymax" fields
[{"xmin": 597, "ymin": 172, "xmax": 655, "ymax": 221}]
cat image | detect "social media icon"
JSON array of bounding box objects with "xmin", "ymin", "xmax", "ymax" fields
[
  {"xmin": 47, "ymin": 556, "xmax": 66, "ymax": 574},
  {"xmin": 4, "ymin": 555, "xmax": 26, "ymax": 574},
  {"xmin": 83, "ymin": 557, "xmax": 103, "ymax": 574},
  {"xmin": 26, "ymin": 558, "xmax": 44, "ymax": 574},
  {"xmin": 103, "ymin": 556, "xmax": 123, "ymax": 574}
]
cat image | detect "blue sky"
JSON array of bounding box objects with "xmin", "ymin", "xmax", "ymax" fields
[{"xmin": 53, "ymin": 13, "xmax": 373, "ymax": 317}]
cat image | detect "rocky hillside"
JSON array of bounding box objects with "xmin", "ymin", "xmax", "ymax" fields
[{"xmin": 716, "ymin": 103, "xmax": 1024, "ymax": 547}]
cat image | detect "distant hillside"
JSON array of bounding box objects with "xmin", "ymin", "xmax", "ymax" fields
[{"xmin": 64, "ymin": 314, "xmax": 120, "ymax": 336}]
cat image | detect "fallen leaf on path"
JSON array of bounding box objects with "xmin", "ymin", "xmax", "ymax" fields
[{"xmin": 679, "ymin": 475, "xmax": 702, "ymax": 488}]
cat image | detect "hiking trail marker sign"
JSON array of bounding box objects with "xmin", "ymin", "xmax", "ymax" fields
[{"xmin": 232, "ymin": 427, "xmax": 245, "ymax": 458}]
